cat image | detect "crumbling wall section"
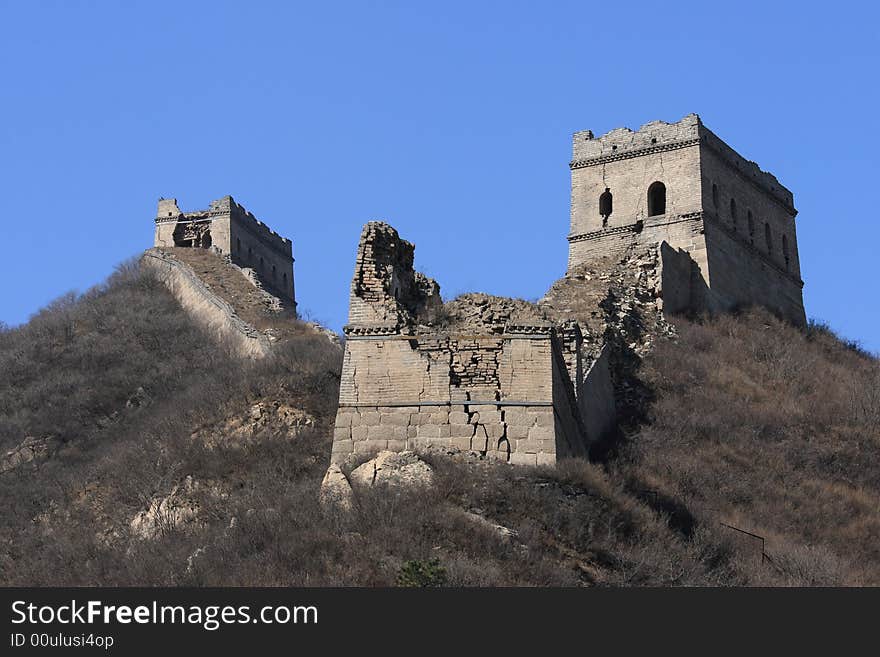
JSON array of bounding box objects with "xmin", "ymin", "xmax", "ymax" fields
[
  {"xmin": 566, "ymin": 114, "xmax": 805, "ymax": 327},
  {"xmin": 347, "ymin": 222, "xmax": 441, "ymax": 328},
  {"xmin": 333, "ymin": 329, "xmax": 563, "ymax": 466},
  {"xmin": 332, "ymin": 222, "xmax": 605, "ymax": 466}
]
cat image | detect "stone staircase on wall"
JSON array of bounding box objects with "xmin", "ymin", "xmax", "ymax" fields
[{"xmin": 140, "ymin": 248, "xmax": 297, "ymax": 358}]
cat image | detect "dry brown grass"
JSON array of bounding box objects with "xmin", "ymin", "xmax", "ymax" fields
[
  {"xmin": 616, "ymin": 308, "xmax": 880, "ymax": 585},
  {"xmin": 2, "ymin": 264, "xmax": 876, "ymax": 586}
]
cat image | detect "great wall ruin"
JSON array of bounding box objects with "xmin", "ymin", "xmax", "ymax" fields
[{"xmin": 146, "ymin": 114, "xmax": 806, "ymax": 469}]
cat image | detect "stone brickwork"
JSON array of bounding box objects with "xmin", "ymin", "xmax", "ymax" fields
[
  {"xmin": 141, "ymin": 249, "xmax": 273, "ymax": 359},
  {"xmin": 567, "ymin": 114, "xmax": 806, "ymax": 326},
  {"xmin": 331, "ymin": 222, "xmax": 615, "ymax": 466},
  {"xmin": 154, "ymin": 196, "xmax": 296, "ymax": 309}
]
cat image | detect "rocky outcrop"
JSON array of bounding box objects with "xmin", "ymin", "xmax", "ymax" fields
[
  {"xmin": 191, "ymin": 400, "xmax": 315, "ymax": 449},
  {"xmin": 1, "ymin": 435, "xmax": 61, "ymax": 474},
  {"xmin": 129, "ymin": 476, "xmax": 225, "ymax": 540},
  {"xmin": 319, "ymin": 464, "xmax": 355, "ymax": 513},
  {"xmin": 349, "ymin": 450, "xmax": 435, "ymax": 488}
]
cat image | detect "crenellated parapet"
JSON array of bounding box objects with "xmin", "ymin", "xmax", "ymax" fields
[
  {"xmin": 153, "ymin": 195, "xmax": 296, "ymax": 307},
  {"xmin": 567, "ymin": 114, "xmax": 805, "ymax": 326}
]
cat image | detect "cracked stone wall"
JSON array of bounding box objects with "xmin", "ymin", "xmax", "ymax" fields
[
  {"xmin": 332, "ymin": 222, "xmax": 611, "ymax": 466},
  {"xmin": 567, "ymin": 114, "xmax": 805, "ymax": 326}
]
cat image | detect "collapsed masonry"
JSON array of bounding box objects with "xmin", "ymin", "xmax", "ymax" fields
[
  {"xmin": 331, "ymin": 223, "xmax": 617, "ymax": 466},
  {"xmin": 331, "ymin": 114, "xmax": 808, "ymax": 466}
]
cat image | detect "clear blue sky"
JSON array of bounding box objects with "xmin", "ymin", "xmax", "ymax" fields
[{"xmin": 1, "ymin": 1, "xmax": 878, "ymax": 353}]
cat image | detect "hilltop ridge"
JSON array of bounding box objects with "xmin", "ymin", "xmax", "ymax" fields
[{"xmin": 1, "ymin": 258, "xmax": 877, "ymax": 585}]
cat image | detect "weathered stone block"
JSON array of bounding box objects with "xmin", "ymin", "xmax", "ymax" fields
[
  {"xmin": 476, "ymin": 410, "xmax": 502, "ymax": 425},
  {"xmin": 528, "ymin": 411, "xmax": 554, "ymax": 427},
  {"xmin": 502, "ymin": 407, "xmax": 530, "ymax": 424},
  {"xmin": 360, "ymin": 411, "xmax": 380, "ymax": 426},
  {"xmin": 528, "ymin": 426, "xmax": 555, "ymax": 442},
  {"xmin": 354, "ymin": 439, "xmax": 388, "ymax": 454},
  {"xmin": 449, "ymin": 411, "xmax": 469, "ymax": 425},
  {"xmin": 367, "ymin": 426, "xmax": 391, "ymax": 440},
  {"xmin": 484, "ymin": 423, "xmax": 506, "ymax": 439},
  {"xmin": 450, "ymin": 423, "xmax": 475, "ymax": 438},
  {"xmin": 509, "ymin": 452, "xmax": 538, "ymax": 466},
  {"xmin": 450, "ymin": 436, "xmax": 472, "ymax": 451},
  {"xmin": 471, "ymin": 432, "xmax": 489, "ymax": 452},
  {"xmin": 335, "ymin": 412, "xmax": 354, "ymax": 427},
  {"xmin": 516, "ymin": 439, "xmax": 542, "ymax": 454},
  {"xmin": 333, "ymin": 426, "xmax": 351, "ymax": 441},
  {"xmin": 331, "ymin": 439, "xmax": 353, "ymax": 454},
  {"xmin": 380, "ymin": 412, "xmax": 410, "ymax": 426},
  {"xmin": 351, "ymin": 425, "xmax": 369, "ymax": 441},
  {"xmin": 417, "ymin": 425, "xmax": 441, "ymax": 438}
]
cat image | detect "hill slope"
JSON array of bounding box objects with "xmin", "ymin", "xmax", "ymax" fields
[{"xmin": 1, "ymin": 262, "xmax": 877, "ymax": 585}]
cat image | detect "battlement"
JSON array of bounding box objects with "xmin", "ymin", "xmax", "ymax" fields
[
  {"xmin": 572, "ymin": 113, "xmax": 703, "ymax": 164},
  {"xmin": 700, "ymin": 127, "xmax": 794, "ymax": 211},
  {"xmin": 226, "ymin": 197, "xmax": 293, "ymax": 254},
  {"xmin": 567, "ymin": 114, "xmax": 805, "ymax": 326},
  {"xmin": 152, "ymin": 195, "xmax": 296, "ymax": 305},
  {"xmin": 571, "ymin": 114, "xmax": 794, "ymax": 210}
]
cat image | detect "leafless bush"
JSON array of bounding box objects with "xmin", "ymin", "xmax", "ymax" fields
[{"xmin": 618, "ymin": 308, "xmax": 880, "ymax": 585}]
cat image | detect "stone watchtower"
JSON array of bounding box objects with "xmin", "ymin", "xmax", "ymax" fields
[
  {"xmin": 154, "ymin": 195, "xmax": 296, "ymax": 307},
  {"xmin": 567, "ymin": 114, "xmax": 806, "ymax": 325}
]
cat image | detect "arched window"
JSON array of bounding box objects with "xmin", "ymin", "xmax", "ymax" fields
[
  {"xmin": 747, "ymin": 214, "xmax": 755, "ymax": 245},
  {"xmin": 272, "ymin": 264, "xmax": 277, "ymax": 280},
  {"xmin": 782, "ymin": 234, "xmax": 790, "ymax": 270},
  {"xmin": 259, "ymin": 256, "xmax": 264, "ymax": 271},
  {"xmin": 599, "ymin": 188, "xmax": 612, "ymax": 227},
  {"xmin": 236, "ymin": 238, "xmax": 241, "ymax": 254},
  {"xmin": 764, "ymin": 223, "xmax": 773, "ymax": 253},
  {"xmin": 712, "ymin": 183, "xmax": 718, "ymax": 207},
  {"xmin": 647, "ymin": 181, "xmax": 666, "ymax": 216},
  {"xmin": 730, "ymin": 199, "xmax": 738, "ymax": 229},
  {"xmin": 283, "ymin": 272, "xmax": 288, "ymax": 290},
  {"xmin": 248, "ymin": 246, "xmax": 253, "ymax": 262}
]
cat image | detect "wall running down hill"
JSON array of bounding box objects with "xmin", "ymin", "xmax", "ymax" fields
[{"xmin": 141, "ymin": 248, "xmax": 273, "ymax": 358}]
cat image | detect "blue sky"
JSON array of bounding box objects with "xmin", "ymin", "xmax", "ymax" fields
[{"xmin": 1, "ymin": 1, "xmax": 878, "ymax": 353}]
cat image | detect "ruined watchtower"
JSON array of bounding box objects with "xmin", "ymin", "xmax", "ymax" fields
[
  {"xmin": 331, "ymin": 223, "xmax": 616, "ymax": 466},
  {"xmin": 568, "ymin": 114, "xmax": 805, "ymax": 325},
  {"xmin": 154, "ymin": 195, "xmax": 296, "ymax": 306}
]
